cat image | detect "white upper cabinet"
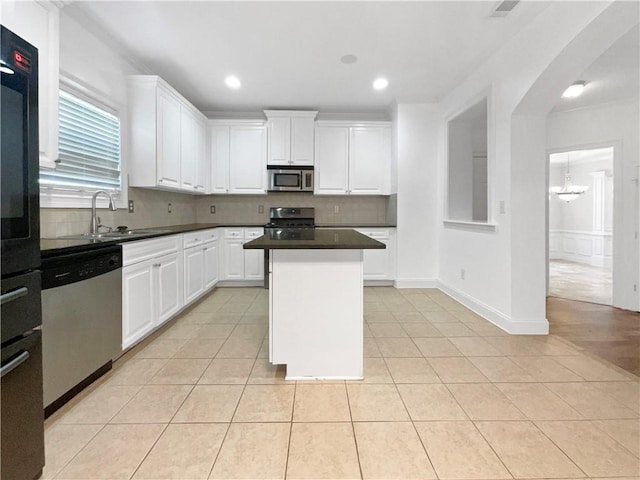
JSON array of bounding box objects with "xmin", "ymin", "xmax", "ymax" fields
[
  {"xmin": 180, "ymin": 105, "xmax": 197, "ymax": 191},
  {"xmin": 210, "ymin": 120, "xmax": 267, "ymax": 194},
  {"xmin": 156, "ymin": 87, "xmax": 182, "ymax": 189},
  {"xmin": 314, "ymin": 126, "xmax": 350, "ymax": 195},
  {"xmin": 127, "ymin": 76, "xmax": 208, "ymax": 193},
  {"xmin": 315, "ymin": 122, "xmax": 391, "ymax": 195},
  {"xmin": 195, "ymin": 117, "xmax": 208, "ymax": 192},
  {"xmin": 265, "ymin": 110, "xmax": 317, "ymax": 166},
  {"xmin": 3, "ymin": 1, "xmax": 60, "ymax": 168},
  {"xmin": 349, "ymin": 126, "xmax": 391, "ymax": 195}
]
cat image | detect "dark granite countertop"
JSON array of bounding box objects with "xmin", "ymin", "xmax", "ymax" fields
[
  {"xmin": 40, "ymin": 223, "xmax": 264, "ymax": 258},
  {"xmin": 243, "ymin": 229, "xmax": 386, "ymax": 250},
  {"xmin": 315, "ymin": 224, "xmax": 396, "ymax": 228}
]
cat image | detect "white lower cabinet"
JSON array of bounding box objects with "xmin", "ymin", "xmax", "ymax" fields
[
  {"xmin": 122, "ymin": 235, "xmax": 183, "ymax": 349},
  {"xmin": 204, "ymin": 241, "xmax": 219, "ymax": 289},
  {"xmin": 156, "ymin": 252, "xmax": 182, "ymax": 323},
  {"xmin": 221, "ymin": 228, "xmax": 264, "ymax": 282},
  {"xmin": 184, "ymin": 246, "xmax": 205, "ymax": 304},
  {"xmin": 122, "ymin": 260, "xmax": 155, "ymax": 349},
  {"xmin": 183, "ymin": 229, "xmax": 219, "ymax": 303},
  {"xmin": 356, "ymin": 228, "xmax": 396, "ymax": 282}
]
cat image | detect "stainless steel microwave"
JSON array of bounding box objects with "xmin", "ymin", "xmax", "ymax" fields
[{"xmin": 267, "ymin": 166, "xmax": 314, "ymax": 192}]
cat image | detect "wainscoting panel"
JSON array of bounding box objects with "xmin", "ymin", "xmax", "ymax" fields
[{"xmin": 549, "ymin": 230, "xmax": 612, "ymax": 267}]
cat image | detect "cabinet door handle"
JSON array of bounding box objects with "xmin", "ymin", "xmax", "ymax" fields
[{"xmin": 1, "ymin": 351, "xmax": 29, "ymax": 378}]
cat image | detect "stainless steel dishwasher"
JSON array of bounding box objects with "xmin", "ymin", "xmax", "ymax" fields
[{"xmin": 41, "ymin": 244, "xmax": 122, "ymax": 417}]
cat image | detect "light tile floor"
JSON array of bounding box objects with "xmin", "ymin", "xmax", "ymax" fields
[{"xmin": 44, "ymin": 287, "xmax": 640, "ymax": 480}]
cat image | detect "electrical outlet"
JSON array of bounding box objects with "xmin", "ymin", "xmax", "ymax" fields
[
  {"xmin": 258, "ymin": 204, "xmax": 264, "ymax": 214},
  {"xmin": 334, "ymin": 205, "xmax": 340, "ymax": 214},
  {"xmin": 128, "ymin": 200, "xmax": 134, "ymax": 213},
  {"xmin": 210, "ymin": 205, "xmax": 216, "ymax": 214},
  {"xmin": 168, "ymin": 203, "xmax": 172, "ymax": 214},
  {"xmin": 460, "ymin": 268, "xmax": 465, "ymax": 280}
]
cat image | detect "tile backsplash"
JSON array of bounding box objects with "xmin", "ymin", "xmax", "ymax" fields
[
  {"xmin": 40, "ymin": 189, "xmax": 395, "ymax": 238},
  {"xmin": 40, "ymin": 188, "xmax": 197, "ymax": 238},
  {"xmin": 194, "ymin": 193, "xmax": 392, "ymax": 225}
]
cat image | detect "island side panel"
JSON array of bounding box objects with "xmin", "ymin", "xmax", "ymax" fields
[{"xmin": 270, "ymin": 249, "xmax": 364, "ymax": 380}]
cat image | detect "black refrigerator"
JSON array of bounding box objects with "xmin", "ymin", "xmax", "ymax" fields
[{"xmin": 0, "ymin": 25, "xmax": 45, "ymax": 480}]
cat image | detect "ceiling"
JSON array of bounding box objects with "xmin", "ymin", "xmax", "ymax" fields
[
  {"xmin": 65, "ymin": 1, "xmax": 553, "ymax": 115},
  {"xmin": 551, "ymin": 25, "xmax": 639, "ymax": 113},
  {"xmin": 65, "ymin": 2, "xmax": 638, "ymax": 116}
]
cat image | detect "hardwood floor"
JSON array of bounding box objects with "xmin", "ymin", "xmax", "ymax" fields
[{"xmin": 547, "ymin": 296, "xmax": 640, "ymax": 377}]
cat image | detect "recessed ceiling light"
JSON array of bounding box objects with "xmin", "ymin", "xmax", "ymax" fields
[
  {"xmin": 373, "ymin": 77, "xmax": 389, "ymax": 91},
  {"xmin": 340, "ymin": 54, "xmax": 358, "ymax": 65},
  {"xmin": 225, "ymin": 75, "xmax": 241, "ymax": 89},
  {"xmin": 562, "ymin": 80, "xmax": 586, "ymax": 99}
]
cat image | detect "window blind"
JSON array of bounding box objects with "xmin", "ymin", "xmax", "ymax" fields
[{"xmin": 40, "ymin": 90, "xmax": 121, "ymax": 192}]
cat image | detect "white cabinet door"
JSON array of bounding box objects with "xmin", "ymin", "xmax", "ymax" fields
[
  {"xmin": 203, "ymin": 240, "xmax": 219, "ymax": 289},
  {"xmin": 291, "ymin": 116, "xmax": 315, "ymax": 166},
  {"xmin": 156, "ymin": 252, "xmax": 182, "ymax": 324},
  {"xmin": 180, "ymin": 107, "xmax": 196, "ymax": 191},
  {"xmin": 356, "ymin": 229, "xmax": 395, "ymax": 281},
  {"xmin": 228, "ymin": 126, "xmax": 266, "ymax": 194},
  {"xmin": 244, "ymin": 228, "xmax": 264, "ymax": 281},
  {"xmin": 362, "ymin": 240, "xmax": 390, "ymax": 279},
  {"xmin": 267, "ymin": 117, "xmax": 291, "ymax": 165},
  {"xmin": 224, "ymin": 240, "xmax": 245, "ymax": 280},
  {"xmin": 315, "ymin": 126, "xmax": 349, "ymax": 195},
  {"xmin": 3, "ymin": 1, "xmax": 59, "ymax": 168},
  {"xmin": 122, "ymin": 260, "xmax": 155, "ymax": 349},
  {"xmin": 184, "ymin": 246, "xmax": 205, "ymax": 304},
  {"xmin": 349, "ymin": 127, "xmax": 391, "ymax": 195},
  {"xmin": 156, "ymin": 88, "xmax": 182, "ymax": 188},
  {"xmin": 210, "ymin": 125, "xmax": 230, "ymax": 194},
  {"xmin": 195, "ymin": 117, "xmax": 207, "ymax": 192}
]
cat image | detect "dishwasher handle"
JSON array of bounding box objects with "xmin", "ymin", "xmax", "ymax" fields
[
  {"xmin": 0, "ymin": 351, "xmax": 29, "ymax": 378},
  {"xmin": 1, "ymin": 286, "xmax": 28, "ymax": 305}
]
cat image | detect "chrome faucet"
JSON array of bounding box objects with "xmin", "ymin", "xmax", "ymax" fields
[{"xmin": 90, "ymin": 190, "xmax": 117, "ymax": 234}]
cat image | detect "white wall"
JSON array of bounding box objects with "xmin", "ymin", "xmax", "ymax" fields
[
  {"xmin": 430, "ymin": 1, "xmax": 638, "ymax": 332},
  {"xmin": 58, "ymin": 11, "xmax": 142, "ymax": 105},
  {"xmin": 394, "ymin": 104, "xmax": 440, "ymax": 287},
  {"xmin": 547, "ymin": 100, "xmax": 639, "ymax": 309}
]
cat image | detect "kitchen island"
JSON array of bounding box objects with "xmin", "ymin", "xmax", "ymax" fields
[{"xmin": 244, "ymin": 229, "xmax": 385, "ymax": 380}]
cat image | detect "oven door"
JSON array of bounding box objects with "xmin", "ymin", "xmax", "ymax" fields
[{"xmin": 1, "ymin": 26, "xmax": 40, "ymax": 276}]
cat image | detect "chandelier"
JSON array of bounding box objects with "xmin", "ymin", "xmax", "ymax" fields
[{"xmin": 550, "ymin": 153, "xmax": 588, "ymax": 202}]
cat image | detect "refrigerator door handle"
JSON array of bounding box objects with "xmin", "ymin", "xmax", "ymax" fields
[
  {"xmin": 0, "ymin": 350, "xmax": 30, "ymax": 378},
  {"xmin": 0, "ymin": 286, "xmax": 28, "ymax": 305}
]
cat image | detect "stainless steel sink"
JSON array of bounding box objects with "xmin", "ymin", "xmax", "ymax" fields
[{"xmin": 57, "ymin": 229, "xmax": 171, "ymax": 241}]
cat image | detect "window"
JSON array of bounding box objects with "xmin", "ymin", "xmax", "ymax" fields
[
  {"xmin": 40, "ymin": 88, "xmax": 122, "ymax": 206},
  {"xmin": 445, "ymin": 94, "xmax": 492, "ymax": 226}
]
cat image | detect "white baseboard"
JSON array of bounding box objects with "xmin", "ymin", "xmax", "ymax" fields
[
  {"xmin": 394, "ymin": 278, "xmax": 439, "ymax": 289},
  {"xmin": 364, "ymin": 280, "xmax": 395, "ymax": 286},
  {"xmin": 216, "ymin": 280, "xmax": 265, "ymax": 287},
  {"xmin": 437, "ymin": 281, "xmax": 549, "ymax": 335}
]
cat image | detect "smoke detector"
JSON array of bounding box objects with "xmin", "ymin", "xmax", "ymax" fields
[{"xmin": 490, "ymin": 0, "xmax": 520, "ymax": 17}]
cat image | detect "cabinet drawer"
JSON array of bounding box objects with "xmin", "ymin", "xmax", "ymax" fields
[
  {"xmin": 244, "ymin": 228, "xmax": 263, "ymax": 241},
  {"xmin": 356, "ymin": 229, "xmax": 390, "ymax": 240},
  {"xmin": 122, "ymin": 235, "xmax": 181, "ymax": 266},
  {"xmin": 225, "ymin": 228, "xmax": 244, "ymax": 240},
  {"xmin": 184, "ymin": 228, "xmax": 218, "ymax": 248}
]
